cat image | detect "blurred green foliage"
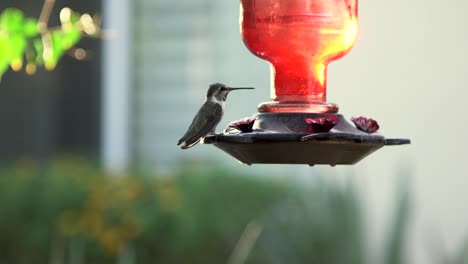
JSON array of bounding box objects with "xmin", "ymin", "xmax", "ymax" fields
[
  {"xmin": 0, "ymin": 8, "xmax": 37, "ymax": 75},
  {"xmin": 453, "ymin": 239, "xmax": 468, "ymax": 264},
  {"xmin": 0, "ymin": 158, "xmax": 289, "ymax": 263},
  {"xmin": 0, "ymin": 7, "xmax": 99, "ymax": 78},
  {"xmin": 384, "ymin": 178, "xmax": 410, "ymax": 264},
  {"xmin": 0, "ymin": 158, "xmax": 466, "ymax": 264}
]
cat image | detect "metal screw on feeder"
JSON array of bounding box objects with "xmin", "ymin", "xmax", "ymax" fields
[{"xmin": 203, "ymin": 0, "xmax": 410, "ymax": 166}]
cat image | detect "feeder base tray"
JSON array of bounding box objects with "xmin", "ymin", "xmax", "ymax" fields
[
  {"xmin": 204, "ymin": 133, "xmax": 408, "ymax": 166},
  {"xmin": 203, "ymin": 113, "xmax": 410, "ymax": 166}
]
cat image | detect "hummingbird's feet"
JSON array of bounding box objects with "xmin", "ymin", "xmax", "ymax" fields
[
  {"xmin": 223, "ymin": 127, "xmax": 237, "ymax": 134},
  {"xmin": 201, "ymin": 131, "xmax": 217, "ymax": 144}
]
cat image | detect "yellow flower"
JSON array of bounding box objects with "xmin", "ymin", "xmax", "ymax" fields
[
  {"xmin": 99, "ymin": 228, "xmax": 125, "ymax": 255},
  {"xmin": 14, "ymin": 156, "xmax": 37, "ymax": 178},
  {"xmin": 56, "ymin": 211, "xmax": 81, "ymax": 236},
  {"xmin": 79, "ymin": 210, "xmax": 104, "ymax": 239},
  {"xmin": 157, "ymin": 181, "xmax": 183, "ymax": 212}
]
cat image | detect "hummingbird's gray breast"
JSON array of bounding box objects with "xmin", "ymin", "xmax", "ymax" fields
[{"xmin": 198, "ymin": 101, "xmax": 224, "ymax": 130}]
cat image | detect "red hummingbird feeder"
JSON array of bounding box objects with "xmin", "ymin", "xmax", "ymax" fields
[{"xmin": 204, "ymin": 0, "xmax": 410, "ymax": 166}]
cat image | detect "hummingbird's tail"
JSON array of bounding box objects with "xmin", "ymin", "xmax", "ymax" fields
[
  {"xmin": 177, "ymin": 138, "xmax": 201, "ymax": 149},
  {"xmin": 180, "ymin": 144, "xmax": 189, "ymax": 150},
  {"xmin": 177, "ymin": 138, "xmax": 187, "ymax": 149},
  {"xmin": 177, "ymin": 138, "xmax": 184, "ymax": 146}
]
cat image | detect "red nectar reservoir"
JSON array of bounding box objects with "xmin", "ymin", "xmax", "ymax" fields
[{"xmin": 241, "ymin": 0, "xmax": 358, "ymax": 113}]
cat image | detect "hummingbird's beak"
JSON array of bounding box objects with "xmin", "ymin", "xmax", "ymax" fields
[{"xmin": 226, "ymin": 87, "xmax": 255, "ymax": 91}]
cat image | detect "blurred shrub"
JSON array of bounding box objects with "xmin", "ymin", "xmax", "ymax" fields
[
  {"xmin": 0, "ymin": 157, "xmax": 289, "ymax": 263},
  {"xmin": 248, "ymin": 180, "xmax": 366, "ymax": 264},
  {"xmin": 0, "ymin": 157, "xmax": 453, "ymax": 264}
]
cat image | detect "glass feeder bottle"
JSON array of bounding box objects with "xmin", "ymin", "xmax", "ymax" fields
[{"xmin": 240, "ymin": 0, "xmax": 358, "ymax": 113}]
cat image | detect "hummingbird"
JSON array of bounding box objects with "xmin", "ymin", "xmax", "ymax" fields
[{"xmin": 177, "ymin": 83, "xmax": 254, "ymax": 149}]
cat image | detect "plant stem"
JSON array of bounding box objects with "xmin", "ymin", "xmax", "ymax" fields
[{"xmin": 38, "ymin": 0, "xmax": 56, "ymax": 31}]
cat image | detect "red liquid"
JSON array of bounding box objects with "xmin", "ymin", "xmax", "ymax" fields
[{"xmin": 241, "ymin": 0, "xmax": 358, "ymax": 109}]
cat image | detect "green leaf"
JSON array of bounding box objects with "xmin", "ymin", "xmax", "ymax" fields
[
  {"xmin": 44, "ymin": 28, "xmax": 81, "ymax": 69},
  {"xmin": 70, "ymin": 10, "xmax": 81, "ymax": 24},
  {"xmin": 60, "ymin": 28, "xmax": 81, "ymax": 50},
  {"xmin": 0, "ymin": 8, "xmax": 25, "ymax": 33},
  {"xmin": 9, "ymin": 35, "xmax": 27, "ymax": 60},
  {"xmin": 33, "ymin": 38, "xmax": 44, "ymax": 65},
  {"xmin": 23, "ymin": 18, "xmax": 39, "ymax": 37},
  {"xmin": 0, "ymin": 63, "xmax": 8, "ymax": 79},
  {"xmin": 0, "ymin": 35, "xmax": 11, "ymax": 71},
  {"xmin": 0, "ymin": 8, "xmax": 37, "ymax": 76},
  {"xmin": 0, "ymin": 31, "xmax": 26, "ymax": 72}
]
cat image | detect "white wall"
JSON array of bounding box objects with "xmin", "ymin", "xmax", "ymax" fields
[{"xmin": 331, "ymin": 0, "xmax": 468, "ymax": 262}]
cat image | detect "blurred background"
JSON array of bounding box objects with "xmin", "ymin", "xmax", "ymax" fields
[{"xmin": 1, "ymin": 0, "xmax": 468, "ymax": 263}]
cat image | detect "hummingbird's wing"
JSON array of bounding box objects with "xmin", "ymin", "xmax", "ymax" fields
[{"xmin": 177, "ymin": 102, "xmax": 223, "ymax": 149}]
